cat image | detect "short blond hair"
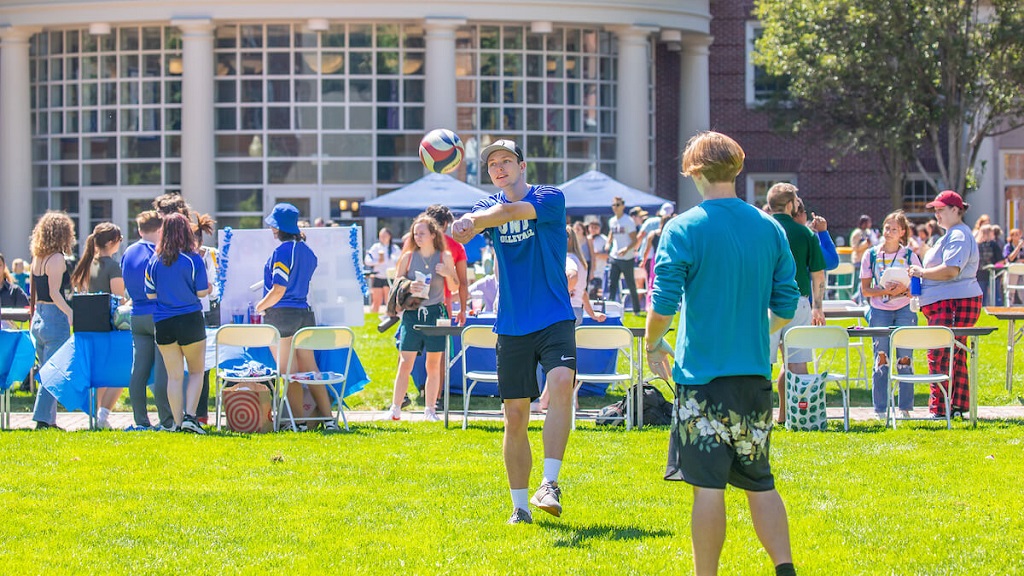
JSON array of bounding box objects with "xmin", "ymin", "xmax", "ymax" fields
[{"xmin": 681, "ymin": 131, "xmax": 745, "ymax": 183}]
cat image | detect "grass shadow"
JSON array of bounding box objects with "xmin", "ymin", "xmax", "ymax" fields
[{"xmin": 539, "ymin": 521, "xmax": 674, "ymax": 548}]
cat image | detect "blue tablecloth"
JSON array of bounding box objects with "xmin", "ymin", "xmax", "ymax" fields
[
  {"xmin": 0, "ymin": 330, "xmax": 35, "ymax": 392},
  {"xmin": 411, "ymin": 316, "xmax": 621, "ymax": 397},
  {"xmin": 40, "ymin": 329, "xmax": 370, "ymax": 414}
]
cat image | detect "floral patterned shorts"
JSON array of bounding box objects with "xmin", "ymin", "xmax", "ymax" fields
[{"xmin": 665, "ymin": 375, "xmax": 776, "ymax": 491}]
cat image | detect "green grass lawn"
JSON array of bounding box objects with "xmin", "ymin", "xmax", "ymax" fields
[{"xmin": 2, "ymin": 420, "xmax": 1022, "ymax": 574}]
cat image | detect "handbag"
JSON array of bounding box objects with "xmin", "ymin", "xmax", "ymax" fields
[{"xmin": 784, "ymin": 371, "xmax": 828, "ymax": 431}]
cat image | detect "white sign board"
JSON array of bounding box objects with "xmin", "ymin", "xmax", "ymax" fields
[{"xmin": 217, "ymin": 227, "xmax": 365, "ymax": 327}]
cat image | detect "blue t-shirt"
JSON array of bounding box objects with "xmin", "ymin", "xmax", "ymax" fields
[
  {"xmin": 145, "ymin": 252, "xmax": 209, "ymax": 322},
  {"xmin": 263, "ymin": 240, "xmax": 318, "ymax": 308},
  {"xmin": 473, "ymin": 185, "xmax": 575, "ymax": 336},
  {"xmin": 651, "ymin": 197, "xmax": 800, "ymax": 386},
  {"xmin": 121, "ymin": 239, "xmax": 157, "ymax": 317}
]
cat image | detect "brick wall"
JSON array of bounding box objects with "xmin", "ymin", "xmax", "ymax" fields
[{"xmin": 709, "ymin": 0, "xmax": 893, "ymax": 236}]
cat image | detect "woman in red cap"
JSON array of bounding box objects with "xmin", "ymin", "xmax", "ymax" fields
[{"xmin": 907, "ymin": 190, "xmax": 983, "ymax": 419}]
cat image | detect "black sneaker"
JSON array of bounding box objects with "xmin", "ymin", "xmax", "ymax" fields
[
  {"xmin": 507, "ymin": 508, "xmax": 533, "ymax": 525},
  {"xmin": 401, "ymin": 394, "xmax": 412, "ymax": 409},
  {"xmin": 530, "ymin": 480, "xmax": 562, "ymax": 517},
  {"xmin": 179, "ymin": 414, "xmax": 206, "ymax": 435},
  {"xmin": 34, "ymin": 421, "xmax": 63, "ymax": 431}
]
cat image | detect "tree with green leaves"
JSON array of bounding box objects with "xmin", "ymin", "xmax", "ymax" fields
[{"xmin": 753, "ymin": 0, "xmax": 1024, "ymax": 206}]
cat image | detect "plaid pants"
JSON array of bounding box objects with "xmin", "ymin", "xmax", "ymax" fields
[{"xmin": 921, "ymin": 295, "xmax": 982, "ymax": 415}]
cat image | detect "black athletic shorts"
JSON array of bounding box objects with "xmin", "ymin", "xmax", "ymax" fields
[
  {"xmin": 371, "ymin": 277, "xmax": 389, "ymax": 289},
  {"xmin": 155, "ymin": 311, "xmax": 206, "ymax": 346},
  {"xmin": 264, "ymin": 306, "xmax": 316, "ymax": 339},
  {"xmin": 665, "ymin": 375, "xmax": 776, "ymax": 492},
  {"xmin": 496, "ymin": 319, "xmax": 576, "ymax": 400}
]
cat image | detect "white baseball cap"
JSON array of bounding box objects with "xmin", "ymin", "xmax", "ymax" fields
[
  {"xmin": 480, "ymin": 139, "xmax": 524, "ymax": 163},
  {"xmin": 658, "ymin": 202, "xmax": 675, "ymax": 217}
]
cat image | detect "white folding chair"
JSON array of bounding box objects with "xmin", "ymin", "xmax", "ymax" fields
[
  {"xmin": 888, "ymin": 326, "xmax": 956, "ymax": 429},
  {"xmin": 1003, "ymin": 262, "xmax": 1024, "ymax": 305},
  {"xmin": 213, "ymin": 324, "xmax": 281, "ymax": 431},
  {"xmin": 822, "ymin": 299, "xmax": 870, "ymax": 390},
  {"xmin": 826, "ymin": 262, "xmax": 857, "ymax": 300},
  {"xmin": 783, "ymin": 326, "xmax": 851, "ymax": 431},
  {"xmin": 460, "ymin": 325, "xmax": 500, "ymax": 430},
  {"xmin": 574, "ymin": 325, "xmax": 634, "ymax": 430},
  {"xmin": 278, "ymin": 326, "xmax": 355, "ymax": 432}
]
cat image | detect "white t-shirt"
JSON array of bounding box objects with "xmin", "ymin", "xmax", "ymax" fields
[
  {"xmin": 365, "ymin": 242, "xmax": 401, "ymax": 279},
  {"xmin": 608, "ymin": 213, "xmax": 637, "ymax": 260},
  {"xmin": 566, "ymin": 254, "xmax": 587, "ymax": 308}
]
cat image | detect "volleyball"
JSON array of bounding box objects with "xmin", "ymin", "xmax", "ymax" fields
[{"xmin": 419, "ymin": 128, "xmax": 465, "ymax": 174}]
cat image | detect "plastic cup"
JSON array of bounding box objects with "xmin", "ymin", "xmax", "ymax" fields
[{"xmin": 232, "ymin": 310, "xmax": 246, "ymax": 324}]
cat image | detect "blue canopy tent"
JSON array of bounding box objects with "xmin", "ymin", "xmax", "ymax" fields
[
  {"xmin": 360, "ymin": 172, "xmax": 492, "ymax": 217},
  {"xmin": 557, "ymin": 170, "xmax": 673, "ymax": 217}
]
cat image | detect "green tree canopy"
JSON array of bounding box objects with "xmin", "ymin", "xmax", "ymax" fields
[{"xmin": 754, "ymin": 0, "xmax": 1024, "ymax": 204}]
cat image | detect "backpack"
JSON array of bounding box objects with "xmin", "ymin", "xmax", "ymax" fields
[
  {"xmin": 596, "ymin": 382, "xmax": 673, "ymax": 427},
  {"xmin": 784, "ymin": 371, "xmax": 828, "ymax": 431}
]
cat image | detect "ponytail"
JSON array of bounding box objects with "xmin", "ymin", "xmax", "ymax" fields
[
  {"xmin": 71, "ymin": 234, "xmax": 98, "ymax": 292},
  {"xmin": 71, "ymin": 222, "xmax": 123, "ymax": 292}
]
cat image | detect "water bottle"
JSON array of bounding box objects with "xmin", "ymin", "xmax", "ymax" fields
[{"xmin": 909, "ymin": 275, "xmax": 922, "ymax": 313}]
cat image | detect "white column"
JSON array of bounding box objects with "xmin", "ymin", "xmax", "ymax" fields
[
  {"xmin": 0, "ymin": 26, "xmax": 38, "ymax": 260},
  {"xmin": 611, "ymin": 25, "xmax": 658, "ymax": 191},
  {"xmin": 173, "ymin": 19, "xmax": 216, "ymax": 218},
  {"xmin": 678, "ymin": 33, "xmax": 713, "ymax": 209},
  {"xmin": 424, "ymin": 17, "xmax": 465, "ymax": 132}
]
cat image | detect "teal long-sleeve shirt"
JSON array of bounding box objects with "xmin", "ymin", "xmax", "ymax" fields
[{"xmin": 651, "ymin": 198, "xmax": 800, "ymax": 386}]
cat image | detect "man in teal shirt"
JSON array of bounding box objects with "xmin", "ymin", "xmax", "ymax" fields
[
  {"xmin": 646, "ymin": 131, "xmax": 800, "ymax": 576},
  {"xmin": 766, "ymin": 183, "xmax": 826, "ymax": 423}
]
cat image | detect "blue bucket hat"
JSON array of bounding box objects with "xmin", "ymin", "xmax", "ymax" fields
[{"xmin": 265, "ymin": 203, "xmax": 301, "ymax": 235}]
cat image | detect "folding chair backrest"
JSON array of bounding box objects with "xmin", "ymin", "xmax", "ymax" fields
[
  {"xmin": 1007, "ymin": 262, "xmax": 1024, "ymax": 275},
  {"xmin": 291, "ymin": 326, "xmax": 354, "ymax": 351},
  {"xmin": 890, "ymin": 326, "xmax": 954, "ymax": 351},
  {"xmin": 215, "ymin": 324, "xmax": 281, "ymax": 348},
  {"xmin": 784, "ymin": 326, "xmax": 848, "ymax": 352},
  {"xmin": 829, "ymin": 262, "xmax": 857, "ymax": 278},
  {"xmin": 462, "ymin": 325, "xmax": 498, "ymax": 350},
  {"xmin": 577, "ymin": 325, "xmax": 632, "ymax": 350}
]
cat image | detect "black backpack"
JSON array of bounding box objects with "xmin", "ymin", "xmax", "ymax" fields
[{"xmin": 596, "ymin": 382, "xmax": 673, "ymax": 427}]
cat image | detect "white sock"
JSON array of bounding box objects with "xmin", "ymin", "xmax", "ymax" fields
[
  {"xmin": 543, "ymin": 458, "xmax": 562, "ymax": 484},
  {"xmin": 511, "ymin": 489, "xmax": 529, "ymax": 511},
  {"xmin": 97, "ymin": 407, "xmax": 110, "ymax": 423}
]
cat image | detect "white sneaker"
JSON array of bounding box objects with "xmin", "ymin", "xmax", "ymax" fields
[
  {"xmin": 95, "ymin": 419, "xmax": 112, "ymax": 430},
  {"xmin": 424, "ymin": 407, "xmax": 441, "ymax": 422},
  {"xmin": 387, "ymin": 404, "xmax": 401, "ymax": 421},
  {"xmin": 900, "ymin": 410, "xmax": 911, "ymax": 419}
]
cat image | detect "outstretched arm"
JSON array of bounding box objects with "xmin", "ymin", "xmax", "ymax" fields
[{"xmin": 452, "ymin": 202, "xmax": 537, "ymax": 243}]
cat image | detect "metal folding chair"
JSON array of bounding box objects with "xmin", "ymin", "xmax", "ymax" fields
[
  {"xmin": 888, "ymin": 326, "xmax": 956, "ymax": 429},
  {"xmin": 574, "ymin": 325, "xmax": 634, "ymax": 430},
  {"xmin": 1003, "ymin": 262, "xmax": 1024, "ymax": 305},
  {"xmin": 278, "ymin": 326, "xmax": 355, "ymax": 431},
  {"xmin": 783, "ymin": 325, "xmax": 851, "ymax": 431},
  {"xmin": 826, "ymin": 262, "xmax": 857, "ymax": 300},
  {"xmin": 459, "ymin": 325, "xmax": 500, "ymax": 430},
  {"xmin": 213, "ymin": 324, "xmax": 281, "ymax": 430}
]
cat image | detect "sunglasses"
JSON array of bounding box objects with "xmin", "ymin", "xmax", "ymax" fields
[{"xmin": 612, "ymin": 202, "xmax": 624, "ymax": 207}]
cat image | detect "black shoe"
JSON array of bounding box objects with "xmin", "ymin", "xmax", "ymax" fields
[
  {"xmin": 435, "ymin": 398, "xmax": 445, "ymax": 412},
  {"xmin": 34, "ymin": 421, "xmax": 63, "ymax": 431},
  {"xmin": 401, "ymin": 394, "xmax": 412, "ymax": 409}
]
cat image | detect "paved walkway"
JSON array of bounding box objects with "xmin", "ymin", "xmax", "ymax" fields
[{"xmin": 5, "ymin": 405, "xmax": 1023, "ymax": 431}]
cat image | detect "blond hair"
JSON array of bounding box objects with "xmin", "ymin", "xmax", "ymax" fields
[
  {"xmin": 30, "ymin": 212, "xmax": 76, "ymax": 259},
  {"xmin": 681, "ymin": 131, "xmax": 745, "ymax": 183}
]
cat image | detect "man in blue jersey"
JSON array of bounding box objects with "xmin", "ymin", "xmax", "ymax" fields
[
  {"xmin": 452, "ymin": 140, "xmax": 577, "ymax": 525},
  {"xmin": 121, "ymin": 210, "xmax": 174, "ymax": 431},
  {"xmin": 645, "ymin": 132, "xmax": 801, "ymax": 576}
]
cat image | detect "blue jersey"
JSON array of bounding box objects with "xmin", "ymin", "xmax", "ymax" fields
[
  {"xmin": 121, "ymin": 240, "xmax": 157, "ymax": 317},
  {"xmin": 263, "ymin": 240, "xmax": 317, "ymax": 309},
  {"xmin": 651, "ymin": 198, "xmax": 799, "ymax": 386},
  {"xmin": 473, "ymin": 185, "xmax": 574, "ymax": 336},
  {"xmin": 145, "ymin": 252, "xmax": 209, "ymax": 322}
]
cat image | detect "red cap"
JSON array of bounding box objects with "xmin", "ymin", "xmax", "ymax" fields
[{"xmin": 926, "ymin": 190, "xmax": 966, "ymax": 210}]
